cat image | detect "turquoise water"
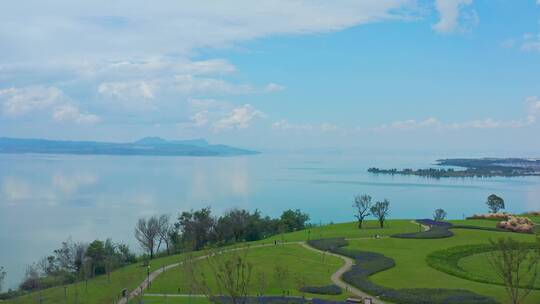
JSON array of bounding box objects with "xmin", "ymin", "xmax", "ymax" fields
[{"xmin": 1, "ymin": 152, "xmax": 540, "ymax": 288}]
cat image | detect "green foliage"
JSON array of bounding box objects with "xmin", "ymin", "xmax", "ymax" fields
[
  {"xmin": 486, "ymin": 194, "xmax": 505, "ymax": 213},
  {"xmin": 279, "ymin": 209, "xmax": 310, "ymax": 232},
  {"xmin": 433, "ymin": 209, "xmax": 447, "ymax": 221}
]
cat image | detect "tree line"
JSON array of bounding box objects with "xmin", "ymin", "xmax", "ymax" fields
[
  {"xmin": 11, "ymin": 238, "xmax": 136, "ymax": 296},
  {"xmin": 135, "ymin": 208, "xmax": 310, "ymax": 259}
]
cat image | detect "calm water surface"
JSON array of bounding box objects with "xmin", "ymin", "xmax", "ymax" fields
[{"xmin": 1, "ymin": 152, "xmax": 540, "ymax": 288}]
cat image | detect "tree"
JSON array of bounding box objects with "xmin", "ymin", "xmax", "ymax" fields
[
  {"xmin": 274, "ymin": 263, "xmax": 290, "ymax": 296},
  {"xmin": 487, "ymin": 194, "xmax": 505, "ymax": 213},
  {"xmin": 20, "ymin": 264, "xmax": 40, "ymax": 291},
  {"xmin": 255, "ymin": 272, "xmax": 268, "ymax": 297},
  {"xmin": 135, "ymin": 216, "xmax": 160, "ymax": 259},
  {"xmin": 487, "ymin": 237, "xmax": 540, "ymax": 304},
  {"xmin": 176, "ymin": 208, "xmax": 215, "ymax": 251},
  {"xmin": 86, "ymin": 240, "xmax": 106, "ymax": 277},
  {"xmin": 433, "ymin": 208, "xmax": 447, "ymax": 222},
  {"xmin": 353, "ymin": 194, "xmax": 372, "ymax": 229},
  {"xmin": 157, "ymin": 214, "xmax": 174, "ymax": 255},
  {"xmin": 280, "ymin": 209, "xmax": 310, "ymax": 232},
  {"xmin": 186, "ymin": 248, "xmax": 253, "ymax": 304},
  {"xmin": 370, "ymin": 199, "xmax": 390, "ymax": 228},
  {"xmin": 53, "ymin": 238, "xmax": 87, "ymax": 273},
  {"xmin": 0, "ymin": 266, "xmax": 6, "ymax": 292}
]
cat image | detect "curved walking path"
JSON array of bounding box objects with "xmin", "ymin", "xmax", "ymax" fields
[
  {"xmin": 301, "ymin": 243, "xmax": 385, "ymax": 304},
  {"xmin": 118, "ymin": 238, "xmax": 386, "ymax": 304},
  {"xmin": 118, "ymin": 241, "xmax": 302, "ymax": 303}
]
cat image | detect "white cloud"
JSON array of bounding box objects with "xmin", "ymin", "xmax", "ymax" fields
[
  {"xmin": 188, "ymin": 98, "xmax": 230, "ymax": 111},
  {"xmin": 0, "ymin": 86, "xmax": 63, "ymax": 116},
  {"xmin": 174, "ymin": 75, "xmax": 255, "ymax": 95},
  {"xmin": 52, "ymin": 104, "xmax": 100, "ymax": 124},
  {"xmin": 190, "ymin": 111, "xmax": 209, "ymax": 127},
  {"xmin": 0, "ymin": 1, "xmax": 416, "ymax": 64},
  {"xmin": 98, "ymin": 80, "xmax": 157, "ymax": 100},
  {"xmin": 213, "ymin": 104, "xmax": 263, "ymax": 131},
  {"xmin": 521, "ymin": 33, "xmax": 540, "ymax": 52},
  {"xmin": 0, "ymin": 86, "xmax": 99, "ymax": 124},
  {"xmin": 527, "ymin": 96, "xmax": 540, "ymax": 122},
  {"xmin": 265, "ymin": 83, "xmax": 286, "ymax": 92},
  {"xmin": 376, "ymin": 117, "xmax": 441, "ymax": 130},
  {"xmin": 272, "ymin": 119, "xmax": 342, "ymax": 133},
  {"xmin": 432, "ymin": 0, "xmax": 476, "ymax": 34}
]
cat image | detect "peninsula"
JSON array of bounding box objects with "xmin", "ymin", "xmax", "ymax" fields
[
  {"xmin": 0, "ymin": 137, "xmax": 258, "ymax": 156},
  {"xmin": 368, "ymin": 158, "xmax": 540, "ymax": 178}
]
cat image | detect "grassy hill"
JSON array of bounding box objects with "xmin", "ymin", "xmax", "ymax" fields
[{"xmin": 6, "ymin": 218, "xmax": 540, "ymax": 304}]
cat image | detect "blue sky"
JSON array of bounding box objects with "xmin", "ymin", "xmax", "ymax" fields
[{"xmin": 1, "ymin": 0, "xmax": 540, "ymax": 152}]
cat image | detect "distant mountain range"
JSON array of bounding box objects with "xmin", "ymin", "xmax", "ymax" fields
[{"xmin": 0, "ymin": 137, "xmax": 259, "ymax": 156}]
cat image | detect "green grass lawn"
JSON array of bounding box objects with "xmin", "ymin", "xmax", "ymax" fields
[
  {"xmin": 448, "ymin": 219, "xmax": 500, "ymax": 228},
  {"xmin": 459, "ymin": 250, "xmax": 540, "ymax": 288},
  {"xmin": 257, "ymin": 220, "xmax": 419, "ymax": 244},
  {"xmin": 346, "ymin": 228, "xmax": 540, "ymax": 303},
  {"xmin": 149, "ymin": 244, "xmax": 345, "ymax": 300}
]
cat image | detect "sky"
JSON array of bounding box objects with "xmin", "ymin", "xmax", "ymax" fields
[{"xmin": 1, "ymin": 0, "xmax": 540, "ymax": 153}]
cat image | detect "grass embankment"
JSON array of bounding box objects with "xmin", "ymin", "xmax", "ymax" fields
[
  {"xmin": 6, "ymin": 253, "xmax": 203, "ymax": 304},
  {"xmin": 11, "ymin": 218, "xmax": 540, "ymax": 304},
  {"xmin": 149, "ymin": 244, "xmax": 344, "ymax": 299}
]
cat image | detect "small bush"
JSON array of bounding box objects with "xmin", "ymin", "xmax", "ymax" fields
[{"xmin": 300, "ymin": 285, "xmax": 342, "ymax": 295}]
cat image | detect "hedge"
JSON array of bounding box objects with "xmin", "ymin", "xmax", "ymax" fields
[
  {"xmin": 308, "ymin": 238, "xmax": 498, "ymax": 304},
  {"xmin": 300, "ymin": 285, "xmax": 342, "ymax": 295},
  {"xmin": 427, "ymin": 243, "xmax": 540, "ymax": 289}
]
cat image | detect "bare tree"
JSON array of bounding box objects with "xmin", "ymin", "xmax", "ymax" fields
[
  {"xmin": 274, "ymin": 263, "xmax": 290, "ymax": 296},
  {"xmin": 433, "ymin": 208, "xmax": 447, "ymax": 222},
  {"xmin": 353, "ymin": 194, "xmax": 372, "ymax": 229},
  {"xmin": 255, "ymin": 272, "xmax": 268, "ymax": 298},
  {"xmin": 135, "ymin": 216, "xmax": 160, "ymax": 259},
  {"xmin": 0, "ymin": 266, "xmax": 6, "ymax": 292},
  {"xmin": 487, "ymin": 237, "xmax": 540, "ymax": 304},
  {"xmin": 157, "ymin": 214, "xmax": 175, "ymax": 255},
  {"xmin": 370, "ymin": 199, "xmax": 390, "ymax": 228},
  {"xmin": 186, "ymin": 248, "xmax": 253, "ymax": 304}
]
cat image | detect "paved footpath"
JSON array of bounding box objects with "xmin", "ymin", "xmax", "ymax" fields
[{"xmin": 118, "ymin": 239, "xmax": 384, "ymax": 304}]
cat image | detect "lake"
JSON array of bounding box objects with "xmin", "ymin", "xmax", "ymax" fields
[{"xmin": 1, "ymin": 152, "xmax": 540, "ymax": 288}]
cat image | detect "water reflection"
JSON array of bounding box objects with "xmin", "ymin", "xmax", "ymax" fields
[{"xmin": 0, "ymin": 153, "xmax": 539, "ymax": 288}]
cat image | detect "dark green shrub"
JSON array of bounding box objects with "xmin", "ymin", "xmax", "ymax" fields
[
  {"xmin": 392, "ymin": 227, "xmax": 453, "ymax": 239},
  {"xmin": 307, "ymin": 238, "xmax": 348, "ymax": 252},
  {"xmin": 300, "ymin": 284, "xmax": 342, "ymax": 295}
]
